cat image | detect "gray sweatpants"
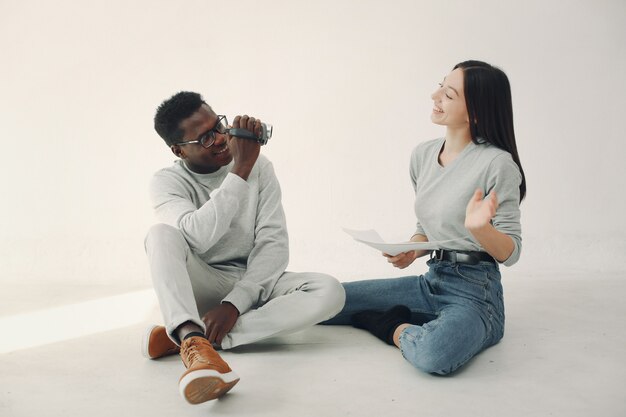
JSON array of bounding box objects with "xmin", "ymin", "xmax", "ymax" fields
[{"xmin": 144, "ymin": 224, "xmax": 345, "ymax": 349}]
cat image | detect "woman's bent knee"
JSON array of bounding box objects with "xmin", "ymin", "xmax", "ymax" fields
[
  {"xmin": 399, "ymin": 329, "xmax": 471, "ymax": 375},
  {"xmin": 411, "ymin": 355, "xmax": 460, "ymax": 375}
]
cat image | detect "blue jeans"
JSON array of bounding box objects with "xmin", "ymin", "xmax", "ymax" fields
[{"xmin": 323, "ymin": 258, "xmax": 505, "ymax": 375}]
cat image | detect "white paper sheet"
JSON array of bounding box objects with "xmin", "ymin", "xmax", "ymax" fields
[{"xmin": 342, "ymin": 228, "xmax": 463, "ymax": 256}]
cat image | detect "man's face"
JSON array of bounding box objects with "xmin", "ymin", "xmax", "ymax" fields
[{"xmin": 172, "ymin": 104, "xmax": 233, "ymax": 174}]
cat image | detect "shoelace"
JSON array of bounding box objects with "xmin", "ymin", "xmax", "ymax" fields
[{"xmin": 182, "ymin": 339, "xmax": 213, "ymax": 365}]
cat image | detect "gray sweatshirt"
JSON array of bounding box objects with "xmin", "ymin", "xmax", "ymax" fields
[
  {"xmin": 410, "ymin": 138, "xmax": 522, "ymax": 266},
  {"xmin": 149, "ymin": 154, "xmax": 288, "ymax": 314}
]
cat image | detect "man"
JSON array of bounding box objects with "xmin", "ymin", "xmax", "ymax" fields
[{"xmin": 143, "ymin": 91, "xmax": 345, "ymax": 404}]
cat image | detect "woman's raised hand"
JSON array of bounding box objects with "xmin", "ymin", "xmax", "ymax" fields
[{"xmin": 465, "ymin": 188, "xmax": 498, "ymax": 231}]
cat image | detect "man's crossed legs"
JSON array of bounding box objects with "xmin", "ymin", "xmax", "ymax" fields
[{"xmin": 144, "ymin": 224, "xmax": 345, "ymax": 403}]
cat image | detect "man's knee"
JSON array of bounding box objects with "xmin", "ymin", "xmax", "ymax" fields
[
  {"xmin": 309, "ymin": 273, "xmax": 346, "ymax": 317},
  {"xmin": 144, "ymin": 223, "xmax": 187, "ymax": 252}
]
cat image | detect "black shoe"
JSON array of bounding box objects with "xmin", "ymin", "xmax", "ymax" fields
[{"xmin": 351, "ymin": 305, "xmax": 411, "ymax": 345}]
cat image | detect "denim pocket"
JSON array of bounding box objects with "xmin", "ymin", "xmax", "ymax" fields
[{"xmin": 453, "ymin": 264, "xmax": 488, "ymax": 287}]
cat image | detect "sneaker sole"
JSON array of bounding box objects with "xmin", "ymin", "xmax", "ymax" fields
[
  {"xmin": 179, "ymin": 369, "xmax": 240, "ymax": 404},
  {"xmin": 140, "ymin": 325, "xmax": 181, "ymax": 359},
  {"xmin": 141, "ymin": 325, "xmax": 158, "ymax": 359}
]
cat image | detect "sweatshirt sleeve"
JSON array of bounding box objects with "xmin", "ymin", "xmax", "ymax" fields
[
  {"xmin": 410, "ymin": 146, "xmax": 427, "ymax": 237},
  {"xmin": 150, "ymin": 171, "xmax": 249, "ymax": 254},
  {"xmin": 221, "ymin": 160, "xmax": 289, "ymax": 314},
  {"xmin": 486, "ymin": 154, "xmax": 523, "ymax": 266}
]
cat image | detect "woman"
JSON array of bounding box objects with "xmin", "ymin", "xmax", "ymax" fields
[{"xmin": 325, "ymin": 60, "xmax": 526, "ymax": 375}]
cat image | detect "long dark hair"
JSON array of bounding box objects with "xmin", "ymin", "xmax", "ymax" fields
[{"xmin": 454, "ymin": 60, "xmax": 526, "ymax": 202}]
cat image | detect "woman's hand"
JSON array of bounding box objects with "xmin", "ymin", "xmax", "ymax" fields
[
  {"xmin": 464, "ymin": 188, "xmax": 515, "ymax": 262},
  {"xmin": 383, "ymin": 233, "xmax": 429, "ymax": 269},
  {"xmin": 465, "ymin": 188, "xmax": 498, "ymax": 231},
  {"xmin": 384, "ymin": 250, "xmax": 418, "ymax": 269}
]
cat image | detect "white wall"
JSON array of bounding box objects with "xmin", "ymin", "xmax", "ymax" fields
[{"xmin": 1, "ymin": 0, "xmax": 625, "ymax": 287}]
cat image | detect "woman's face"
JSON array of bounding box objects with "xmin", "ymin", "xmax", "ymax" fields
[{"xmin": 430, "ymin": 68, "xmax": 469, "ymax": 129}]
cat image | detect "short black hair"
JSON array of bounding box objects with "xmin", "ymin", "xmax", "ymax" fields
[{"xmin": 154, "ymin": 91, "xmax": 208, "ymax": 146}]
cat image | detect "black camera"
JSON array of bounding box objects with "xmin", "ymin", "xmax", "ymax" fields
[{"xmin": 228, "ymin": 123, "xmax": 273, "ymax": 145}]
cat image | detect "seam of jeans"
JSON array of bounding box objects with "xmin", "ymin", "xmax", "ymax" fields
[{"xmin": 397, "ymin": 327, "xmax": 415, "ymax": 360}]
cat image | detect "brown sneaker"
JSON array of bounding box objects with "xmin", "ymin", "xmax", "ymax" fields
[
  {"xmin": 178, "ymin": 336, "xmax": 239, "ymax": 404},
  {"xmin": 141, "ymin": 325, "xmax": 180, "ymax": 359}
]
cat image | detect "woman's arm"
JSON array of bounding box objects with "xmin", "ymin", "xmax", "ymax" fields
[{"xmin": 465, "ymin": 189, "xmax": 515, "ymax": 262}]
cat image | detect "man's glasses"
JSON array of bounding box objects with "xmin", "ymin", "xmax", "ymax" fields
[{"xmin": 175, "ymin": 115, "xmax": 228, "ymax": 148}]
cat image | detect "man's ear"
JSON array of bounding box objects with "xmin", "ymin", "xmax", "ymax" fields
[{"xmin": 171, "ymin": 144, "xmax": 184, "ymax": 158}]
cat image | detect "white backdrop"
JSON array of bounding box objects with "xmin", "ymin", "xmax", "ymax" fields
[{"xmin": 1, "ymin": 0, "xmax": 625, "ymax": 287}]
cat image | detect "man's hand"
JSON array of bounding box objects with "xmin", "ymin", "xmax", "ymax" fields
[
  {"xmin": 201, "ymin": 302, "xmax": 240, "ymax": 346},
  {"xmin": 383, "ymin": 250, "xmax": 418, "ymax": 269},
  {"xmin": 228, "ymin": 115, "xmax": 262, "ymax": 181}
]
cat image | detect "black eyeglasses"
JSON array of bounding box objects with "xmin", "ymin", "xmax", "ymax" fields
[{"xmin": 175, "ymin": 115, "xmax": 228, "ymax": 148}]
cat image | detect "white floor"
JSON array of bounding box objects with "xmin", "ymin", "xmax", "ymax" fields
[{"xmin": 1, "ymin": 270, "xmax": 625, "ymax": 417}]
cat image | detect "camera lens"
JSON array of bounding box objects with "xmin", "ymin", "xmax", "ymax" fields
[{"xmin": 262, "ymin": 123, "xmax": 273, "ymax": 140}]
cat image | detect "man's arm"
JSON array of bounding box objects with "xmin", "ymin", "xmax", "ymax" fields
[
  {"xmin": 201, "ymin": 158, "xmax": 288, "ymax": 345},
  {"xmin": 151, "ymin": 115, "xmax": 264, "ymax": 254},
  {"xmin": 150, "ymin": 172, "xmax": 249, "ymax": 254},
  {"xmin": 221, "ymin": 158, "xmax": 289, "ymax": 315}
]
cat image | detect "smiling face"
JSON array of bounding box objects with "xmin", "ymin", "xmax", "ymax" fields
[
  {"xmin": 171, "ymin": 104, "xmax": 233, "ymax": 174},
  {"xmin": 430, "ymin": 68, "xmax": 470, "ymax": 130}
]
